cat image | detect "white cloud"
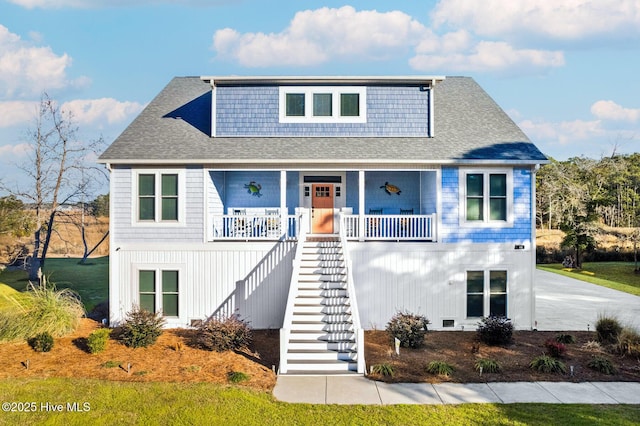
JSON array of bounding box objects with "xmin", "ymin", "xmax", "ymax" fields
[
  {"xmin": 520, "ymin": 118, "xmax": 606, "ymax": 145},
  {"xmin": 411, "ymin": 41, "xmax": 564, "ymax": 73},
  {"xmin": 0, "ymin": 25, "xmax": 88, "ymax": 99},
  {"xmin": 0, "ymin": 143, "xmax": 32, "ymax": 159},
  {"xmin": 432, "ymin": 0, "xmax": 640, "ymax": 41},
  {"xmin": 213, "ymin": 6, "xmax": 429, "ymax": 67},
  {"xmin": 61, "ymin": 98, "xmax": 146, "ymax": 126},
  {"xmin": 0, "ymin": 101, "xmax": 38, "ymax": 128},
  {"xmin": 591, "ymin": 100, "xmax": 640, "ymax": 122}
]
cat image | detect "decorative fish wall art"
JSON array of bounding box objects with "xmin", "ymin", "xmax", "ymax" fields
[
  {"xmin": 244, "ymin": 181, "xmax": 263, "ymax": 197},
  {"xmin": 380, "ymin": 182, "xmax": 401, "ymax": 195}
]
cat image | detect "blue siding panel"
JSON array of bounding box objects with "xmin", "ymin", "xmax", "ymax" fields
[
  {"xmin": 440, "ymin": 167, "xmax": 532, "ymax": 244},
  {"xmin": 365, "ymin": 171, "xmax": 420, "ymax": 214},
  {"xmin": 224, "ymin": 171, "xmax": 281, "ymax": 209},
  {"xmin": 216, "ymin": 85, "xmax": 430, "ymax": 137}
]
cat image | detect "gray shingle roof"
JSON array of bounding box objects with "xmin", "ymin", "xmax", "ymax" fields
[{"xmin": 98, "ymin": 76, "xmax": 547, "ymax": 166}]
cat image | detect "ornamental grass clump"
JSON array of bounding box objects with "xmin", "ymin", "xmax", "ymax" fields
[
  {"xmin": 530, "ymin": 354, "xmax": 567, "ymax": 374},
  {"xmin": 425, "ymin": 360, "xmax": 454, "ymax": 377},
  {"xmin": 386, "ymin": 311, "xmax": 430, "ymax": 349},
  {"xmin": 595, "ymin": 315, "xmax": 622, "ymax": 345},
  {"xmin": 0, "ymin": 276, "xmax": 85, "ymax": 341}
]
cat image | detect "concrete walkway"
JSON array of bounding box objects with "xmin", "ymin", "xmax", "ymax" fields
[
  {"xmin": 274, "ymin": 270, "xmax": 640, "ymax": 404},
  {"xmin": 535, "ymin": 269, "xmax": 640, "ymax": 331},
  {"xmin": 274, "ymin": 376, "xmax": 640, "ymax": 404}
]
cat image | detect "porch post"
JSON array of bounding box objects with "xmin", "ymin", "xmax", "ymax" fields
[
  {"xmin": 358, "ymin": 170, "xmax": 365, "ymax": 241},
  {"xmin": 280, "ymin": 170, "xmax": 288, "ymax": 238}
]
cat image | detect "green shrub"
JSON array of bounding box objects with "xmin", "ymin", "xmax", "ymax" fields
[
  {"xmin": 0, "ymin": 277, "xmax": 85, "ymax": 341},
  {"xmin": 386, "ymin": 311, "xmax": 430, "ymax": 349},
  {"xmin": 370, "ymin": 363, "xmax": 395, "ymax": 377},
  {"xmin": 476, "ymin": 316, "xmax": 513, "ymax": 346},
  {"xmin": 425, "ymin": 360, "xmax": 454, "ymax": 377},
  {"xmin": 28, "ymin": 332, "xmax": 54, "ymax": 352},
  {"xmin": 596, "ymin": 315, "xmax": 622, "ymax": 344},
  {"xmin": 101, "ymin": 360, "xmax": 120, "ymax": 368},
  {"xmin": 587, "ymin": 355, "xmax": 617, "ymax": 375},
  {"xmin": 555, "ymin": 333, "xmax": 576, "ymax": 344},
  {"xmin": 87, "ymin": 328, "xmax": 112, "ymax": 354},
  {"xmin": 474, "ymin": 358, "xmax": 502, "ymax": 374},
  {"xmin": 544, "ymin": 339, "xmax": 567, "ymax": 358},
  {"xmin": 227, "ymin": 371, "xmax": 250, "ymax": 383},
  {"xmin": 196, "ymin": 314, "xmax": 252, "ymax": 352},
  {"xmin": 530, "ymin": 355, "xmax": 567, "ymax": 374},
  {"xmin": 118, "ymin": 306, "xmax": 165, "ymax": 348},
  {"xmin": 614, "ymin": 327, "xmax": 640, "ymax": 358}
]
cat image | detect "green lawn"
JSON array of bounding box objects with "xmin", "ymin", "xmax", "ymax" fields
[
  {"xmin": 537, "ymin": 262, "xmax": 640, "ymax": 296},
  {"xmin": 0, "ymin": 257, "xmax": 108, "ymax": 312},
  {"xmin": 0, "ymin": 379, "xmax": 637, "ymax": 426}
]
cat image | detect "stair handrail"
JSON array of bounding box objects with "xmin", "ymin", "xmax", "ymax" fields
[
  {"xmin": 279, "ymin": 209, "xmax": 308, "ymax": 374},
  {"xmin": 339, "ymin": 212, "xmax": 365, "ymax": 374}
]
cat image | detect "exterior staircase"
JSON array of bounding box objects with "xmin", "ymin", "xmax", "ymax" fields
[{"xmin": 280, "ymin": 236, "xmax": 363, "ymax": 375}]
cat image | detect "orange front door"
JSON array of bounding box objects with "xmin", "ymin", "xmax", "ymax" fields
[{"xmin": 311, "ymin": 184, "xmax": 334, "ymax": 234}]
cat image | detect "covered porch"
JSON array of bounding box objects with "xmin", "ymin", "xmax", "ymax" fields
[{"xmin": 207, "ymin": 169, "xmax": 438, "ymax": 242}]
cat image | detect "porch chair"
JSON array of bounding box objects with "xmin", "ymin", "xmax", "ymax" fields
[
  {"xmin": 232, "ymin": 209, "xmax": 248, "ymax": 238},
  {"xmin": 368, "ymin": 208, "xmax": 382, "ymax": 238},
  {"xmin": 399, "ymin": 208, "xmax": 413, "ymax": 238}
]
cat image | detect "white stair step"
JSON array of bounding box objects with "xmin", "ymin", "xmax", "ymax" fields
[
  {"xmin": 299, "ymin": 260, "xmax": 345, "ymax": 268},
  {"xmin": 298, "ymin": 274, "xmax": 346, "ymax": 283},
  {"xmin": 299, "ymin": 266, "xmax": 347, "ymax": 275},
  {"xmin": 294, "ymin": 296, "xmax": 350, "ymax": 306},
  {"xmin": 288, "ymin": 340, "xmax": 357, "ymax": 351},
  {"xmin": 297, "ymin": 288, "xmax": 348, "ymax": 298},
  {"xmin": 291, "ymin": 321, "xmax": 354, "ymax": 332},
  {"xmin": 289, "ymin": 330, "xmax": 355, "ymax": 341},
  {"xmin": 293, "ymin": 305, "xmax": 351, "ymax": 314},
  {"xmin": 298, "ymin": 281, "xmax": 347, "ymax": 290},
  {"xmin": 286, "ymin": 360, "xmax": 357, "ymax": 372},
  {"xmin": 301, "ymin": 253, "xmax": 343, "ymax": 260},
  {"xmin": 292, "ymin": 313, "xmax": 352, "ymax": 322},
  {"xmin": 287, "ymin": 350, "xmax": 357, "ymax": 361}
]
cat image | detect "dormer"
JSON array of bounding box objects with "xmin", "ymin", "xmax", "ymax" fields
[{"xmin": 201, "ymin": 76, "xmax": 445, "ymax": 138}]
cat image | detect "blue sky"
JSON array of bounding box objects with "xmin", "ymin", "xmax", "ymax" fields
[{"xmin": 1, "ymin": 0, "xmax": 639, "ymax": 195}]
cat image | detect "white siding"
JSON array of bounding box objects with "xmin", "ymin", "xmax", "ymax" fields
[
  {"xmin": 110, "ymin": 166, "xmax": 204, "ymax": 244},
  {"xmin": 110, "ymin": 241, "xmax": 295, "ymax": 329},
  {"xmin": 348, "ymin": 242, "xmax": 534, "ymax": 330}
]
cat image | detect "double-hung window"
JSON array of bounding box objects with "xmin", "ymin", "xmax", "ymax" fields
[
  {"xmin": 136, "ymin": 171, "xmax": 183, "ymax": 223},
  {"xmin": 466, "ymin": 270, "xmax": 508, "ymax": 318},
  {"xmin": 139, "ymin": 269, "xmax": 180, "ymax": 317},
  {"xmin": 279, "ymin": 87, "xmax": 366, "ymax": 123},
  {"xmin": 461, "ymin": 169, "xmax": 512, "ymax": 226}
]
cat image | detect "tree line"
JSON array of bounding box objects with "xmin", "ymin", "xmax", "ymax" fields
[
  {"xmin": 537, "ymin": 154, "xmax": 640, "ymax": 230},
  {"xmin": 536, "ymin": 154, "xmax": 640, "ymax": 267}
]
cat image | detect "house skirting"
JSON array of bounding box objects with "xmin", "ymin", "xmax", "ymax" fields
[{"xmin": 109, "ymin": 241, "xmax": 534, "ymax": 330}]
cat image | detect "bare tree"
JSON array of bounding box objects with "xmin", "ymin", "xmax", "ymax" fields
[{"xmin": 0, "ymin": 93, "xmax": 105, "ymax": 281}]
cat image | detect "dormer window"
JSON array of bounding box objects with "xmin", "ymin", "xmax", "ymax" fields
[{"xmin": 280, "ymin": 87, "xmax": 366, "ymax": 123}]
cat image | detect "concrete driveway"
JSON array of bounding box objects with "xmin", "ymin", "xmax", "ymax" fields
[{"xmin": 535, "ymin": 269, "xmax": 640, "ymax": 331}]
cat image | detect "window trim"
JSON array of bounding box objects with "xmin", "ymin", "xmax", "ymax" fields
[
  {"xmin": 459, "ymin": 168, "xmax": 513, "ymax": 227},
  {"xmin": 279, "ymin": 86, "xmax": 367, "ymax": 123},
  {"xmin": 465, "ymin": 269, "xmax": 509, "ymax": 319},
  {"xmin": 135, "ymin": 265, "xmax": 183, "ymax": 319},
  {"xmin": 132, "ymin": 169, "xmax": 186, "ymax": 226}
]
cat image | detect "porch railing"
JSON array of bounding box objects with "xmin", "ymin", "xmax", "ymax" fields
[
  {"xmin": 211, "ymin": 214, "xmax": 300, "ymax": 240},
  {"xmin": 341, "ymin": 213, "xmax": 437, "ymax": 241}
]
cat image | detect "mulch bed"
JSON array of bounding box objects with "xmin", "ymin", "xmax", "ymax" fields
[
  {"xmin": 1, "ymin": 320, "xmax": 638, "ymax": 392},
  {"xmin": 365, "ymin": 330, "xmax": 640, "ymax": 383}
]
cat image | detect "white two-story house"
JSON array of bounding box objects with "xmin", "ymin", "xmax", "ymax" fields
[{"xmin": 99, "ymin": 75, "xmax": 547, "ymax": 374}]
